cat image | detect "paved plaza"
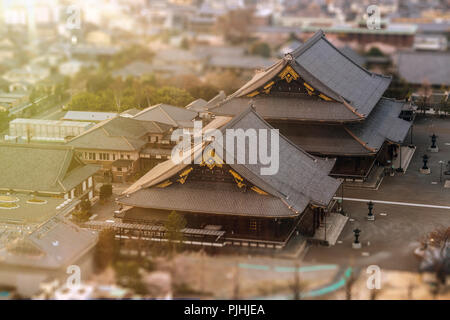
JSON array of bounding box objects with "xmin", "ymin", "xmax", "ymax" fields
[{"xmin": 306, "ymin": 116, "xmax": 450, "ymax": 272}]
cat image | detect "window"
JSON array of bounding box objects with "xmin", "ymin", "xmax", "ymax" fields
[
  {"xmin": 99, "ymin": 153, "xmax": 110, "ymax": 161},
  {"xmin": 117, "ymin": 167, "xmax": 122, "ymax": 172},
  {"xmin": 127, "ymin": 154, "xmax": 130, "ymax": 160}
]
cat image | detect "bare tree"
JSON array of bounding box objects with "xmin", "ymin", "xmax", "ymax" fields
[
  {"xmin": 232, "ymin": 262, "xmax": 240, "ymax": 299},
  {"xmin": 290, "ymin": 261, "xmax": 302, "ymax": 300},
  {"xmin": 345, "ymin": 271, "xmax": 357, "ymax": 300}
]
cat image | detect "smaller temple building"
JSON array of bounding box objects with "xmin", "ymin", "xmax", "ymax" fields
[{"xmin": 116, "ymin": 108, "xmax": 343, "ymax": 249}]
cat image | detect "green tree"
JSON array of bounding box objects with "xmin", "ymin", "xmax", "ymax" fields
[
  {"xmin": 114, "ymin": 260, "xmax": 147, "ymax": 294},
  {"xmin": 164, "ymin": 211, "xmax": 186, "ymax": 255},
  {"xmin": 86, "ymin": 73, "xmax": 113, "ymax": 93},
  {"xmin": 149, "ymin": 87, "xmax": 194, "ymax": 107},
  {"xmin": 250, "ymin": 42, "xmax": 271, "ymax": 57},
  {"xmin": 366, "ymin": 47, "xmax": 384, "ymax": 57},
  {"xmin": 94, "ymin": 228, "xmax": 117, "ymax": 273},
  {"xmin": 0, "ymin": 110, "xmax": 10, "ymax": 132},
  {"xmin": 100, "ymin": 184, "xmax": 113, "ymax": 200},
  {"xmin": 180, "ymin": 37, "xmax": 190, "ymax": 50}
]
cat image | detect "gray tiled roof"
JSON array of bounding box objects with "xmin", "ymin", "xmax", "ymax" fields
[
  {"xmin": 185, "ymin": 98, "xmax": 208, "ymax": 112},
  {"xmin": 0, "ymin": 143, "xmax": 100, "ymax": 193},
  {"xmin": 338, "ymin": 45, "xmax": 367, "ymax": 67},
  {"xmin": 120, "ymin": 108, "xmax": 341, "ymax": 217},
  {"xmin": 133, "ymin": 104, "xmax": 198, "ymax": 127},
  {"xmin": 347, "ymin": 98, "xmax": 412, "ymax": 150},
  {"xmin": 119, "ymin": 181, "xmax": 297, "ymax": 218},
  {"xmin": 290, "ymin": 31, "xmax": 392, "ymax": 117},
  {"xmin": 220, "ymin": 108, "xmax": 340, "ymax": 211},
  {"xmin": 280, "ymin": 124, "xmax": 370, "ymax": 156},
  {"xmin": 280, "ymin": 98, "xmax": 412, "ymax": 155},
  {"xmin": 1, "ymin": 218, "xmax": 97, "ymax": 269},
  {"xmin": 210, "ymin": 96, "xmax": 361, "ymax": 122},
  {"xmin": 396, "ymin": 51, "xmax": 450, "ymax": 86},
  {"xmin": 225, "ymin": 31, "xmax": 391, "ymax": 119},
  {"xmin": 67, "ymin": 116, "xmax": 172, "ymax": 151}
]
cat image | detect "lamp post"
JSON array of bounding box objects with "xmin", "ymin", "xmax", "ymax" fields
[
  {"xmin": 352, "ymin": 228, "xmax": 361, "ymax": 249},
  {"xmin": 367, "ymin": 201, "xmax": 375, "ymax": 221}
]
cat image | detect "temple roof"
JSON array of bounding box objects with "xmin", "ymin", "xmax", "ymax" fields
[
  {"xmin": 280, "ymin": 124, "xmax": 370, "ymax": 156},
  {"xmin": 0, "ymin": 143, "xmax": 100, "ymax": 193},
  {"xmin": 347, "ymin": 98, "xmax": 412, "ymax": 151},
  {"xmin": 280, "ymin": 98, "xmax": 412, "ymax": 156},
  {"xmin": 220, "ymin": 30, "xmax": 392, "ymax": 120},
  {"xmin": 289, "ymin": 31, "xmax": 392, "ymax": 117},
  {"xmin": 119, "ymin": 181, "xmax": 297, "ymax": 218},
  {"xmin": 66, "ymin": 116, "xmax": 172, "ymax": 151},
  {"xmin": 133, "ymin": 103, "xmax": 198, "ymax": 127},
  {"xmin": 119, "ymin": 108, "xmax": 340, "ymax": 217},
  {"xmin": 210, "ymin": 95, "xmax": 362, "ymax": 122}
]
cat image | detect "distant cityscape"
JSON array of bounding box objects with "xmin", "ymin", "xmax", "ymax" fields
[{"xmin": 0, "ymin": 0, "xmax": 448, "ymax": 301}]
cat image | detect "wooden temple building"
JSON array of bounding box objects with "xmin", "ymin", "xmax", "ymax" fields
[
  {"xmin": 210, "ymin": 30, "xmax": 413, "ymax": 181},
  {"xmin": 116, "ymin": 108, "xmax": 341, "ymax": 249}
]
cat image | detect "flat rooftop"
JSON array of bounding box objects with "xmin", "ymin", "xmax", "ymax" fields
[
  {"xmin": 10, "ymin": 118, "xmax": 94, "ymax": 128},
  {"xmin": 0, "ymin": 193, "xmax": 75, "ymax": 224}
]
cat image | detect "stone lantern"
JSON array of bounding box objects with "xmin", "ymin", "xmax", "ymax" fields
[
  {"xmin": 420, "ymin": 154, "xmax": 431, "ymax": 174},
  {"xmin": 429, "ymin": 134, "xmax": 438, "ymax": 152},
  {"xmin": 352, "ymin": 228, "xmax": 362, "ymax": 249},
  {"xmin": 367, "ymin": 201, "xmax": 375, "ymax": 221}
]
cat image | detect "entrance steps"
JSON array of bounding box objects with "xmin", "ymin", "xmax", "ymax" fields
[
  {"xmin": 309, "ymin": 213, "xmax": 348, "ymax": 246},
  {"xmin": 392, "ymin": 145, "xmax": 416, "ymax": 173}
]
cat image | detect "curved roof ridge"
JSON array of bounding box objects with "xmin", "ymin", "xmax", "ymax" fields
[{"xmin": 292, "ymin": 30, "xmax": 390, "ymax": 79}]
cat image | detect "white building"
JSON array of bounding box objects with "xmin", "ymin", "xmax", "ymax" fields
[
  {"xmin": 62, "ymin": 111, "xmax": 118, "ymax": 122},
  {"xmin": 7, "ymin": 118, "xmax": 94, "ymax": 142}
]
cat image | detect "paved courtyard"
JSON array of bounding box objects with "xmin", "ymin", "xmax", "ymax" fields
[{"xmin": 305, "ymin": 116, "xmax": 450, "ymax": 272}]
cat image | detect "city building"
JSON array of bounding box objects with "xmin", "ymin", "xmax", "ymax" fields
[
  {"xmin": 116, "ymin": 108, "xmax": 343, "ymax": 249},
  {"xmin": 0, "ymin": 92, "xmax": 28, "ymax": 112},
  {"xmin": 6, "ymin": 118, "xmax": 94, "ymax": 143},
  {"xmin": 133, "ymin": 103, "xmax": 198, "ymax": 128},
  {"xmin": 62, "ymin": 111, "xmax": 118, "ymax": 122},
  {"xmin": 0, "ymin": 217, "xmax": 98, "ymax": 298},
  {"xmin": 66, "ymin": 116, "xmax": 173, "ymax": 181},
  {"xmin": 2, "ymin": 65, "xmax": 50, "ymax": 92},
  {"xmin": 0, "ymin": 143, "xmax": 99, "ymax": 200},
  {"xmin": 395, "ymin": 50, "xmax": 450, "ymax": 87},
  {"xmin": 210, "ymin": 30, "xmax": 413, "ymax": 183}
]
